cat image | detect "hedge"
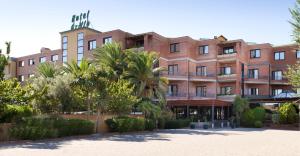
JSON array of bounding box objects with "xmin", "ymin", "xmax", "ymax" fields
[
  {"xmin": 0, "ymin": 105, "xmax": 34, "ymax": 123},
  {"xmin": 105, "ymin": 116, "xmax": 145, "ymax": 133},
  {"xmin": 241, "ymin": 107, "xmax": 265, "ymax": 127},
  {"xmin": 279, "ymin": 103, "xmax": 298, "ymax": 124},
  {"xmin": 164, "ymin": 119, "xmax": 190, "ymax": 129},
  {"xmin": 10, "ymin": 116, "xmax": 94, "ymax": 140}
]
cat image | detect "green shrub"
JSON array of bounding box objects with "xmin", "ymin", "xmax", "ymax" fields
[
  {"xmin": 9, "ymin": 116, "xmax": 94, "ymax": 140},
  {"xmin": 145, "ymin": 119, "xmax": 156, "ymax": 131},
  {"xmin": 164, "ymin": 119, "xmax": 190, "ymax": 129},
  {"xmin": 272, "ymin": 113, "xmax": 280, "ymax": 124},
  {"xmin": 157, "ymin": 117, "xmax": 166, "ymax": 129},
  {"xmin": 279, "ymin": 103, "xmax": 298, "ymax": 124},
  {"xmin": 241, "ymin": 107, "xmax": 265, "ymax": 127},
  {"xmin": 105, "ymin": 116, "xmax": 145, "ymax": 133},
  {"xmin": 254, "ymin": 121, "xmax": 263, "ymax": 128},
  {"xmin": 0, "ymin": 105, "xmax": 34, "ymax": 123}
]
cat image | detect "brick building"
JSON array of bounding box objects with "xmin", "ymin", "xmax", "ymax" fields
[{"xmin": 4, "ymin": 27, "xmax": 299, "ymax": 123}]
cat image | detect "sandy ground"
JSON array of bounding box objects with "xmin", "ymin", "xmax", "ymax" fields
[{"xmin": 0, "ymin": 128, "xmax": 299, "ymax": 156}]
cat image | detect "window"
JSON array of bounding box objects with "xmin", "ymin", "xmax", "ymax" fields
[
  {"xmin": 88, "ymin": 40, "xmax": 97, "ymax": 50},
  {"xmin": 62, "ymin": 36, "xmax": 68, "ymax": 63},
  {"xmin": 250, "ymin": 49, "xmax": 261, "ymax": 58},
  {"xmin": 220, "ymin": 67, "xmax": 231, "ymax": 75},
  {"xmin": 28, "ymin": 74, "xmax": 34, "ymax": 78},
  {"xmin": 51, "ymin": 55, "xmax": 59, "ymax": 62},
  {"xmin": 168, "ymin": 64, "xmax": 178, "ymax": 75},
  {"xmin": 248, "ymin": 69, "xmax": 259, "ymax": 79},
  {"xmin": 103, "ymin": 37, "xmax": 112, "ymax": 44},
  {"xmin": 220, "ymin": 86, "xmax": 232, "ymax": 95},
  {"xmin": 168, "ymin": 85, "xmax": 178, "ymax": 96},
  {"xmin": 28, "ymin": 59, "xmax": 35, "ymax": 66},
  {"xmin": 170, "ymin": 43, "xmax": 180, "ymax": 52},
  {"xmin": 196, "ymin": 66, "xmax": 207, "ymax": 76},
  {"xmin": 272, "ymin": 89, "xmax": 283, "ymax": 96},
  {"xmin": 272, "ymin": 71, "xmax": 282, "ymax": 80},
  {"xmin": 196, "ymin": 86, "xmax": 207, "ymax": 97},
  {"xmin": 248, "ymin": 88, "xmax": 259, "ymax": 95},
  {"xmin": 223, "ymin": 47, "xmax": 235, "ymax": 54},
  {"xmin": 274, "ymin": 51, "xmax": 285, "ymax": 60},
  {"xmin": 18, "ymin": 75, "xmax": 24, "ymax": 82},
  {"xmin": 77, "ymin": 32, "xmax": 84, "ymax": 65},
  {"xmin": 199, "ymin": 45, "xmax": 208, "ymax": 54},
  {"xmin": 297, "ymin": 50, "xmax": 300, "ymax": 59},
  {"xmin": 18, "ymin": 61, "xmax": 24, "ymax": 67},
  {"xmin": 39, "ymin": 57, "xmax": 46, "ymax": 63}
]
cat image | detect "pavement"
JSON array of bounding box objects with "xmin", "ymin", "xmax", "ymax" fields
[{"xmin": 0, "ymin": 128, "xmax": 299, "ymax": 156}]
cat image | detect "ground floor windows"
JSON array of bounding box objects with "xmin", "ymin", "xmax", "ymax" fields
[
  {"xmin": 272, "ymin": 89, "xmax": 283, "ymax": 96},
  {"xmin": 172, "ymin": 106, "xmax": 231, "ymax": 122}
]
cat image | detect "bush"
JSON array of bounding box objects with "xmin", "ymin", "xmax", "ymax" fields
[
  {"xmin": 105, "ymin": 116, "xmax": 145, "ymax": 133},
  {"xmin": 9, "ymin": 116, "xmax": 94, "ymax": 140},
  {"xmin": 254, "ymin": 121, "xmax": 263, "ymax": 128},
  {"xmin": 164, "ymin": 119, "xmax": 190, "ymax": 129},
  {"xmin": 241, "ymin": 107, "xmax": 265, "ymax": 127},
  {"xmin": 145, "ymin": 119, "xmax": 156, "ymax": 131},
  {"xmin": 279, "ymin": 103, "xmax": 298, "ymax": 124},
  {"xmin": 272, "ymin": 113, "xmax": 280, "ymax": 124},
  {"xmin": 0, "ymin": 105, "xmax": 34, "ymax": 123}
]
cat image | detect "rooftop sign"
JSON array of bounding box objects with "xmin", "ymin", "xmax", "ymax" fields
[{"xmin": 71, "ymin": 10, "xmax": 90, "ymax": 30}]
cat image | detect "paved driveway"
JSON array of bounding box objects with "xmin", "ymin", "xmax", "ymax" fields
[{"xmin": 0, "ymin": 128, "xmax": 299, "ymax": 156}]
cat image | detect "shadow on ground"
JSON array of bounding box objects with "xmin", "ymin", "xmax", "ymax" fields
[{"xmin": 0, "ymin": 128, "xmax": 266, "ymax": 150}]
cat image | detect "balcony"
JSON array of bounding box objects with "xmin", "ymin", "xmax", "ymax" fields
[
  {"xmin": 189, "ymin": 93, "xmax": 216, "ymax": 100},
  {"xmin": 217, "ymin": 51, "xmax": 237, "ymax": 62},
  {"xmin": 166, "ymin": 93, "xmax": 187, "ymax": 100},
  {"xmin": 160, "ymin": 71, "xmax": 188, "ymax": 80},
  {"xmin": 244, "ymin": 95, "xmax": 272, "ymax": 100},
  {"xmin": 244, "ymin": 75, "xmax": 269, "ymax": 84},
  {"xmin": 270, "ymin": 77, "xmax": 289, "ymax": 85},
  {"xmin": 189, "ymin": 72, "xmax": 216, "ymax": 82},
  {"xmin": 217, "ymin": 73, "xmax": 237, "ymax": 82},
  {"xmin": 217, "ymin": 94, "xmax": 236, "ymax": 101}
]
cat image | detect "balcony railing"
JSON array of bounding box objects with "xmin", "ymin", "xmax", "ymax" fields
[
  {"xmin": 243, "ymin": 95, "xmax": 272, "ymax": 99},
  {"xmin": 160, "ymin": 71, "xmax": 187, "ymax": 77},
  {"xmin": 218, "ymin": 51, "xmax": 237, "ymax": 55},
  {"xmin": 245, "ymin": 75, "xmax": 269, "ymax": 80},
  {"xmin": 189, "ymin": 93, "xmax": 216, "ymax": 99},
  {"xmin": 166, "ymin": 93, "xmax": 187, "ymax": 99}
]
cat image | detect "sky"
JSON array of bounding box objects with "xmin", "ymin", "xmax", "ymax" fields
[{"xmin": 0, "ymin": 0, "xmax": 296, "ymax": 57}]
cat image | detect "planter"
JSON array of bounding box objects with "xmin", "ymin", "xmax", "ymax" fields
[
  {"xmin": 190, "ymin": 123, "xmax": 196, "ymax": 129},
  {"xmin": 203, "ymin": 124, "xmax": 209, "ymax": 129}
]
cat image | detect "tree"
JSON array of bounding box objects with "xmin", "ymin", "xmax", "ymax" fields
[
  {"xmin": 124, "ymin": 51, "xmax": 168, "ymax": 101},
  {"xmin": 36, "ymin": 62, "xmax": 61, "ymax": 78},
  {"xmin": 279, "ymin": 103, "xmax": 298, "ymax": 124},
  {"xmin": 106, "ymin": 79, "xmax": 138, "ymax": 116},
  {"xmin": 290, "ymin": 0, "xmax": 300, "ymax": 44},
  {"xmin": 63, "ymin": 59, "xmax": 97, "ymax": 115},
  {"xmin": 93, "ymin": 42, "xmax": 127, "ymax": 81},
  {"xmin": 232, "ymin": 96, "xmax": 249, "ymax": 127},
  {"xmin": 31, "ymin": 63, "xmax": 81, "ymax": 114},
  {"xmin": 287, "ymin": 0, "xmax": 300, "ymax": 120},
  {"xmin": 0, "ymin": 79, "xmax": 32, "ymax": 117},
  {"xmin": 0, "ymin": 41, "xmax": 11, "ymax": 80}
]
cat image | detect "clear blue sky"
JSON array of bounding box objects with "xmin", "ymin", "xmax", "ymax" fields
[{"xmin": 0, "ymin": 0, "xmax": 296, "ymax": 57}]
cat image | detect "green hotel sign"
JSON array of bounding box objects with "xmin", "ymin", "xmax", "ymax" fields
[{"xmin": 71, "ymin": 10, "xmax": 91, "ymax": 30}]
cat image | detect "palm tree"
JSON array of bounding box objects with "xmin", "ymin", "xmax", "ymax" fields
[
  {"xmin": 36, "ymin": 62, "xmax": 61, "ymax": 78},
  {"xmin": 93, "ymin": 42, "xmax": 127, "ymax": 81},
  {"xmin": 63, "ymin": 59, "xmax": 96, "ymax": 115},
  {"xmin": 0, "ymin": 41, "xmax": 11, "ymax": 80},
  {"xmin": 124, "ymin": 51, "xmax": 168, "ymax": 101}
]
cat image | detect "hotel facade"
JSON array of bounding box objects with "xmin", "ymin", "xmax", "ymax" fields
[{"xmin": 4, "ymin": 26, "xmax": 299, "ymax": 123}]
